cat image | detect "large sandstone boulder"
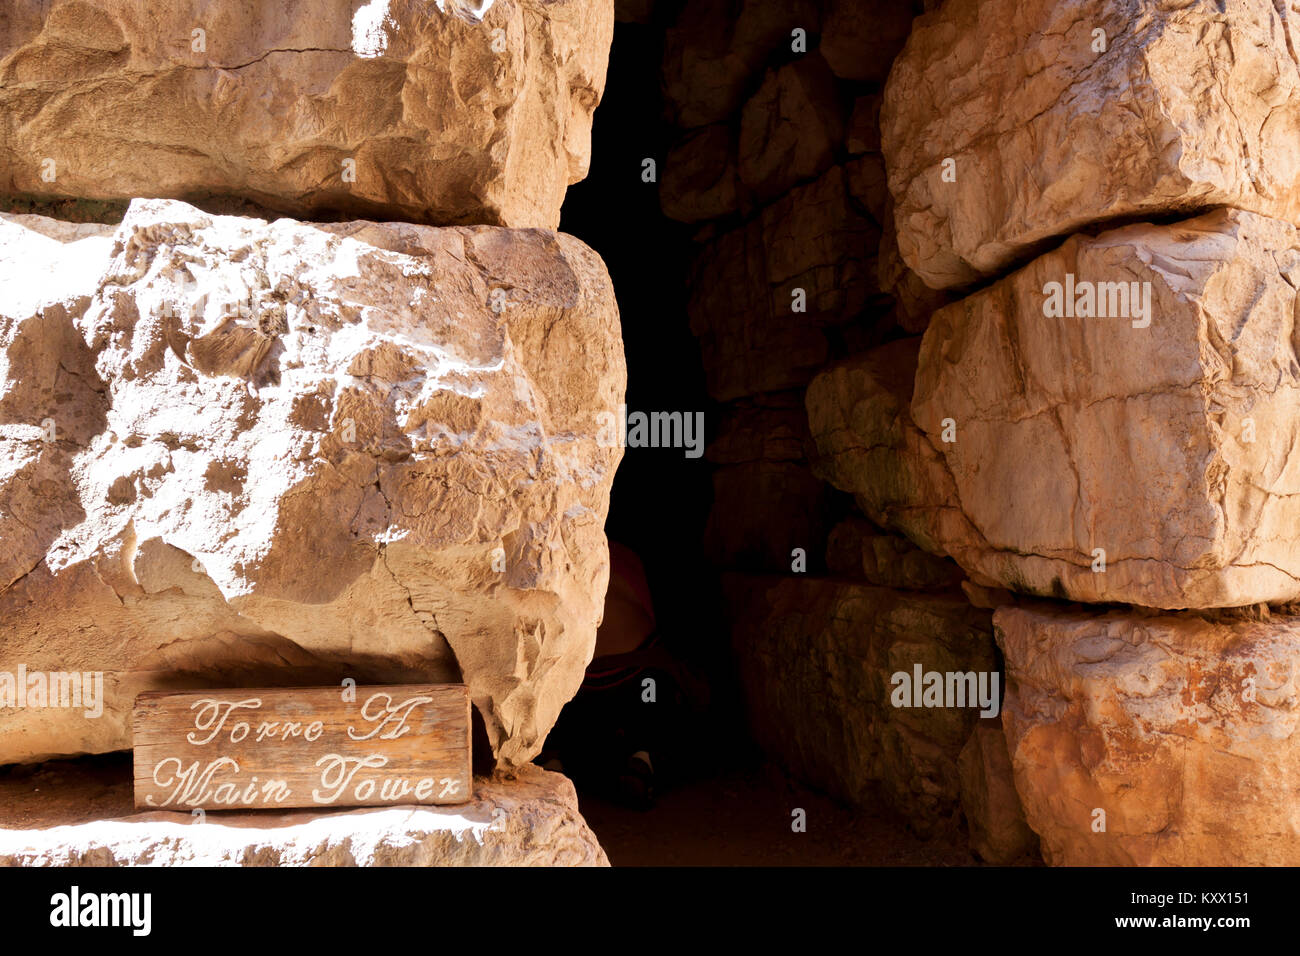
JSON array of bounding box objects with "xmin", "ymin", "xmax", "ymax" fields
[
  {"xmin": 0, "ymin": 0, "xmax": 613, "ymax": 228},
  {"xmin": 726, "ymin": 574, "xmax": 997, "ymax": 834},
  {"xmin": 912, "ymin": 209, "xmax": 1300, "ymax": 609},
  {"xmin": 0, "ymin": 198, "xmax": 625, "ymax": 768},
  {"xmin": 878, "ymin": 200, "xmax": 952, "ymax": 335},
  {"xmin": 818, "ymin": 0, "xmax": 915, "ymax": 85},
  {"xmin": 705, "ymin": 397, "xmax": 832, "ymax": 572},
  {"xmin": 0, "ymin": 765, "xmax": 608, "ymax": 866},
  {"xmin": 706, "ymin": 394, "xmax": 813, "ymax": 467},
  {"xmin": 690, "ymin": 165, "xmax": 881, "ymax": 401},
  {"xmin": 707, "ymin": 463, "xmax": 833, "ymax": 571},
  {"xmin": 825, "ymin": 517, "xmax": 963, "ymax": 591},
  {"xmin": 957, "ymin": 718, "xmax": 1037, "ymax": 864},
  {"xmin": 737, "ymin": 55, "xmax": 844, "ymax": 203},
  {"xmin": 662, "ymin": 0, "xmax": 820, "ymax": 129},
  {"xmin": 845, "ymin": 95, "xmax": 882, "ymax": 155},
  {"xmin": 998, "ymin": 603, "xmax": 1300, "ymax": 866},
  {"xmin": 659, "ymin": 124, "xmax": 741, "ymax": 224},
  {"xmin": 806, "ymin": 336, "xmax": 974, "ymax": 557},
  {"xmin": 882, "ymin": 0, "xmax": 1300, "ymax": 288}
]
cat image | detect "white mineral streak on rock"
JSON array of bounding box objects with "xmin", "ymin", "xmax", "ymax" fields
[
  {"xmin": 0, "ymin": 199, "xmax": 626, "ymax": 770},
  {"xmin": 351, "ymin": 0, "xmax": 393, "ymax": 58},
  {"xmin": 0, "ymin": 767, "xmax": 608, "ymax": 866}
]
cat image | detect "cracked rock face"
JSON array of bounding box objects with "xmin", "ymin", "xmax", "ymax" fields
[
  {"xmin": 911, "ymin": 209, "xmax": 1300, "ymax": 610},
  {"xmin": 659, "ymin": 124, "xmax": 740, "ymax": 224},
  {"xmin": 957, "ymin": 718, "xmax": 1037, "ymax": 865},
  {"xmin": 818, "ymin": 0, "xmax": 915, "ymax": 85},
  {"xmin": 825, "ymin": 517, "xmax": 963, "ymax": 592},
  {"xmin": 0, "ymin": 198, "xmax": 625, "ymax": 767},
  {"xmin": 726, "ymin": 574, "xmax": 997, "ymax": 835},
  {"xmin": 737, "ymin": 54, "xmax": 843, "ymax": 203},
  {"xmin": 705, "ymin": 396, "xmax": 832, "ymax": 571},
  {"xmin": 882, "ymin": 0, "xmax": 1300, "ymax": 289},
  {"xmin": 806, "ymin": 336, "xmax": 975, "ymax": 559},
  {"xmin": 662, "ymin": 0, "xmax": 820, "ymax": 129},
  {"xmin": 690, "ymin": 165, "xmax": 881, "ymax": 402},
  {"xmin": 997, "ymin": 604, "xmax": 1300, "ymax": 866},
  {"xmin": 0, "ymin": 0, "xmax": 612, "ymax": 228}
]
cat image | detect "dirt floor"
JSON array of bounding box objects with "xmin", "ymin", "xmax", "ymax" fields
[
  {"xmin": 578, "ymin": 762, "xmax": 1001, "ymax": 867},
  {"xmin": 0, "ymin": 753, "xmax": 136, "ymax": 829}
]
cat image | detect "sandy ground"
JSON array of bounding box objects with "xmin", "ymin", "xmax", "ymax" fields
[
  {"xmin": 0, "ymin": 753, "xmax": 135, "ymax": 829},
  {"xmin": 578, "ymin": 763, "xmax": 1006, "ymax": 867}
]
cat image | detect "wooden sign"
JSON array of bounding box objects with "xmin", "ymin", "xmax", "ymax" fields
[{"xmin": 132, "ymin": 684, "xmax": 471, "ymax": 811}]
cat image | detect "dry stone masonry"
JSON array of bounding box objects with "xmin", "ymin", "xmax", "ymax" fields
[
  {"xmin": 997, "ymin": 604, "xmax": 1300, "ymax": 866},
  {"xmin": 0, "ymin": 0, "xmax": 612, "ymax": 227},
  {"xmin": 0, "ymin": 197, "xmax": 624, "ymax": 770},
  {"xmin": 662, "ymin": 0, "xmax": 1300, "ymax": 866},
  {"xmin": 912, "ymin": 209, "xmax": 1300, "ymax": 610},
  {"xmin": 6, "ymin": 0, "xmax": 1300, "ymax": 870},
  {"xmin": 657, "ymin": 0, "xmax": 1035, "ymax": 863},
  {"xmin": 0, "ymin": 0, "xmax": 617, "ymax": 866},
  {"xmin": 726, "ymin": 575, "xmax": 999, "ymax": 837},
  {"xmin": 882, "ymin": 0, "xmax": 1300, "ymax": 289},
  {"xmin": 813, "ymin": 0, "xmax": 1300, "ymax": 865}
]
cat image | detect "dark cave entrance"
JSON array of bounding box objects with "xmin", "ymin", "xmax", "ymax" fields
[{"xmin": 550, "ymin": 4, "xmax": 1003, "ymax": 865}]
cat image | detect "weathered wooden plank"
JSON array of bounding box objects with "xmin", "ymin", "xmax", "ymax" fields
[{"xmin": 132, "ymin": 684, "xmax": 471, "ymax": 811}]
